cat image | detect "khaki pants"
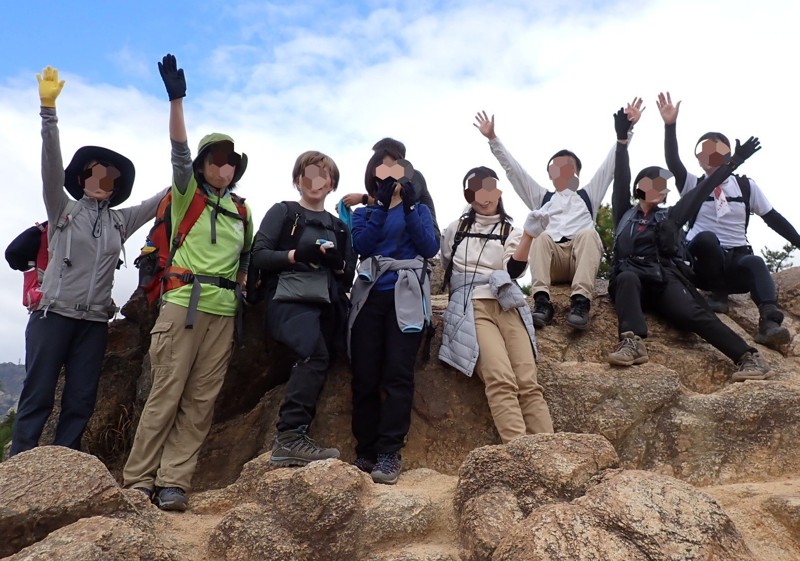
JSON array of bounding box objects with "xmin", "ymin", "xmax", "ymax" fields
[
  {"xmin": 123, "ymin": 302, "xmax": 234, "ymax": 492},
  {"xmin": 473, "ymin": 299, "xmax": 553, "ymax": 443},
  {"xmin": 529, "ymin": 227, "xmax": 603, "ymax": 299}
]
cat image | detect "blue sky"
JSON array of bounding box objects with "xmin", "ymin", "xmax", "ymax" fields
[{"xmin": 0, "ymin": 0, "xmax": 798, "ymax": 362}]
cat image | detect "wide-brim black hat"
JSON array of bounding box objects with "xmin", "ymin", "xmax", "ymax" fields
[{"xmin": 64, "ymin": 146, "xmax": 135, "ymax": 207}]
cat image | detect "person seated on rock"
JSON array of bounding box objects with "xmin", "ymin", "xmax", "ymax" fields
[
  {"xmin": 474, "ymin": 103, "xmax": 643, "ymax": 331},
  {"xmin": 347, "ymin": 151, "xmax": 439, "ymax": 485},
  {"xmin": 9, "ymin": 67, "xmax": 164, "ymax": 458},
  {"xmin": 657, "ymin": 92, "xmax": 798, "ymax": 349},
  {"xmin": 439, "ymin": 166, "xmax": 553, "ymax": 443},
  {"xmin": 339, "ymin": 137, "xmax": 439, "ymax": 235},
  {"xmin": 250, "ymin": 150, "xmax": 355, "ymax": 467},
  {"xmin": 608, "ymin": 107, "xmax": 770, "ymax": 382},
  {"xmin": 123, "ymin": 54, "xmax": 253, "ymax": 512}
]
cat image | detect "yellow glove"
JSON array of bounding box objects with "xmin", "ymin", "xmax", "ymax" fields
[{"xmin": 37, "ymin": 66, "xmax": 65, "ymax": 108}]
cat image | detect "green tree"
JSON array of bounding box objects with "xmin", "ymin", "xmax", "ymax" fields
[
  {"xmin": 595, "ymin": 203, "xmax": 615, "ymax": 279},
  {"xmin": 0, "ymin": 410, "xmax": 16, "ymax": 462},
  {"xmin": 761, "ymin": 244, "xmax": 796, "ymax": 273}
]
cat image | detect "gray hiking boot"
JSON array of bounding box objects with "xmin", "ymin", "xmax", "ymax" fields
[
  {"xmin": 732, "ymin": 351, "xmax": 772, "ymax": 382},
  {"xmin": 754, "ymin": 303, "xmax": 791, "ymax": 350},
  {"xmin": 607, "ymin": 332, "xmax": 649, "ymax": 366},
  {"xmin": 154, "ymin": 487, "xmax": 188, "ymax": 512},
  {"xmin": 371, "ymin": 452, "xmax": 402, "ymax": 485},
  {"xmin": 707, "ymin": 292, "xmax": 729, "ymax": 314},
  {"xmin": 271, "ymin": 428, "xmax": 340, "ymax": 467}
]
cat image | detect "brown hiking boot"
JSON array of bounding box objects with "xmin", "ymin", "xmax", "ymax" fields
[
  {"xmin": 607, "ymin": 332, "xmax": 649, "ymax": 366},
  {"xmin": 732, "ymin": 351, "xmax": 772, "ymax": 382}
]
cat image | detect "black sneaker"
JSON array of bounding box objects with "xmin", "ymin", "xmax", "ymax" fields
[
  {"xmin": 707, "ymin": 292, "xmax": 729, "ymax": 314},
  {"xmin": 154, "ymin": 487, "xmax": 188, "ymax": 512},
  {"xmin": 353, "ymin": 457, "xmax": 375, "ymax": 473},
  {"xmin": 755, "ymin": 304, "xmax": 791, "ymax": 349},
  {"xmin": 565, "ymin": 294, "xmax": 591, "ymax": 330},
  {"xmin": 270, "ymin": 427, "xmax": 340, "ymax": 467},
  {"xmin": 531, "ymin": 293, "xmax": 554, "ymax": 328},
  {"xmin": 371, "ymin": 452, "xmax": 402, "ymax": 485},
  {"xmin": 133, "ymin": 487, "xmax": 153, "ymax": 502}
]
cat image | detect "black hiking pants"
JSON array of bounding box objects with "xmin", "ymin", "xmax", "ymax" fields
[
  {"xmin": 688, "ymin": 231, "xmax": 777, "ymax": 304},
  {"xmin": 350, "ymin": 289, "xmax": 422, "ymax": 459},
  {"xmin": 610, "ymin": 269, "xmax": 753, "ymax": 362}
]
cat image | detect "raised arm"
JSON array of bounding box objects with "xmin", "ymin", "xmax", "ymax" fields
[
  {"xmin": 37, "ymin": 66, "xmax": 68, "ymax": 224},
  {"xmin": 657, "ymin": 92, "xmax": 688, "ymax": 191},
  {"xmin": 669, "ymin": 137, "xmax": 761, "ymax": 227},
  {"xmin": 475, "ymin": 111, "xmax": 547, "ymax": 210},
  {"xmin": 611, "ymin": 110, "xmax": 633, "ymax": 228},
  {"xmin": 158, "ymin": 54, "xmax": 192, "ymax": 194},
  {"xmin": 584, "ymin": 97, "xmax": 643, "ymax": 211}
]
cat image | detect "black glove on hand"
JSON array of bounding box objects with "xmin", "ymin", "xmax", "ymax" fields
[
  {"xmin": 375, "ymin": 177, "xmax": 396, "ymax": 210},
  {"xmin": 400, "ymin": 182, "xmax": 416, "ymax": 214},
  {"xmin": 294, "ymin": 243, "xmax": 322, "ymax": 264},
  {"xmin": 614, "ymin": 108, "xmax": 631, "ymax": 140},
  {"xmin": 158, "ymin": 54, "xmax": 187, "ymax": 101},
  {"xmin": 729, "ymin": 136, "xmax": 761, "ymax": 168},
  {"xmin": 320, "ymin": 247, "xmax": 344, "ymax": 270}
]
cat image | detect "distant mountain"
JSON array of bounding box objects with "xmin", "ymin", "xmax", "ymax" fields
[{"xmin": 0, "ymin": 362, "xmax": 25, "ymax": 415}]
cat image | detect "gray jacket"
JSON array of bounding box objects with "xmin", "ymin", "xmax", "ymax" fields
[
  {"xmin": 439, "ymin": 271, "xmax": 538, "ymax": 377},
  {"xmin": 347, "ymin": 255, "xmax": 431, "ymax": 358},
  {"xmin": 38, "ymin": 107, "xmax": 165, "ymax": 322}
]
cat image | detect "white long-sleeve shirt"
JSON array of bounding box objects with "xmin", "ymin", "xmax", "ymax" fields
[{"xmin": 488, "ymin": 134, "xmax": 630, "ymax": 241}]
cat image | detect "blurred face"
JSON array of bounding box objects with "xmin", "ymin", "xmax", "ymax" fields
[
  {"xmin": 203, "ymin": 145, "xmax": 240, "ymax": 189},
  {"xmin": 82, "ymin": 161, "xmax": 119, "ymax": 201},
  {"xmin": 465, "ymin": 174, "xmax": 502, "ymax": 215},
  {"xmin": 636, "ymin": 176, "xmax": 669, "ymax": 204},
  {"xmin": 375, "ymin": 156, "xmax": 414, "ymax": 193},
  {"xmin": 548, "ymin": 156, "xmax": 580, "ymax": 191},
  {"xmin": 695, "ymin": 139, "xmax": 730, "ymax": 173},
  {"xmin": 297, "ymin": 163, "xmax": 333, "ymax": 203}
]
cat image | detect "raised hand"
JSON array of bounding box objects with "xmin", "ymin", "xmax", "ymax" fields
[
  {"xmin": 729, "ymin": 137, "xmax": 761, "ymax": 167},
  {"xmin": 158, "ymin": 53, "xmax": 186, "ymax": 101},
  {"xmin": 523, "ymin": 209, "xmax": 551, "ymax": 238},
  {"xmin": 614, "ymin": 108, "xmax": 632, "ymax": 141},
  {"xmin": 36, "ymin": 66, "xmax": 65, "ymax": 108},
  {"xmin": 473, "ymin": 111, "xmax": 497, "ymax": 140},
  {"xmin": 656, "ymin": 91, "xmax": 681, "ymax": 125},
  {"xmin": 624, "ymin": 96, "xmax": 645, "ymax": 126}
]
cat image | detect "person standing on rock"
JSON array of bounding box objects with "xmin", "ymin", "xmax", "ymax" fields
[
  {"xmin": 608, "ymin": 106, "xmax": 770, "ymax": 381},
  {"xmin": 439, "ymin": 166, "xmax": 554, "ymax": 443},
  {"xmin": 473, "ymin": 102, "xmax": 641, "ymax": 331},
  {"xmin": 9, "ymin": 67, "xmax": 164, "ymax": 458},
  {"xmin": 347, "ymin": 151, "xmax": 439, "ymax": 484},
  {"xmin": 123, "ymin": 54, "xmax": 253, "ymax": 511},
  {"xmin": 657, "ymin": 92, "xmax": 797, "ymax": 349},
  {"xmin": 250, "ymin": 150, "xmax": 355, "ymax": 466}
]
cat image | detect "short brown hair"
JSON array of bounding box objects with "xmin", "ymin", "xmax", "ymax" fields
[{"xmin": 292, "ymin": 151, "xmax": 340, "ymax": 191}]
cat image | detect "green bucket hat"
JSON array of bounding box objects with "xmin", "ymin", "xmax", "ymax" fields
[{"xmin": 192, "ymin": 133, "xmax": 248, "ymax": 186}]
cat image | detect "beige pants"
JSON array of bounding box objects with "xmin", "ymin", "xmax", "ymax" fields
[
  {"xmin": 123, "ymin": 302, "xmax": 234, "ymax": 492},
  {"xmin": 473, "ymin": 299, "xmax": 554, "ymax": 443},
  {"xmin": 529, "ymin": 227, "xmax": 603, "ymax": 299}
]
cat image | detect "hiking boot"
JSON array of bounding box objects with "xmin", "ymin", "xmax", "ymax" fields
[
  {"xmin": 531, "ymin": 292, "xmax": 554, "ymax": 328},
  {"xmin": 353, "ymin": 457, "xmax": 375, "ymax": 473},
  {"xmin": 754, "ymin": 303, "xmax": 791, "ymax": 350},
  {"xmin": 133, "ymin": 487, "xmax": 153, "ymax": 502},
  {"xmin": 371, "ymin": 452, "xmax": 402, "ymax": 485},
  {"xmin": 607, "ymin": 332, "xmax": 649, "ymax": 366},
  {"xmin": 270, "ymin": 428, "xmax": 340, "ymax": 467},
  {"xmin": 565, "ymin": 294, "xmax": 591, "ymax": 330},
  {"xmin": 732, "ymin": 350, "xmax": 772, "ymax": 382},
  {"xmin": 707, "ymin": 292, "xmax": 729, "ymax": 314},
  {"xmin": 154, "ymin": 487, "xmax": 188, "ymax": 512}
]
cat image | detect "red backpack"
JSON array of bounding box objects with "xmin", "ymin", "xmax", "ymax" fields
[{"xmin": 135, "ymin": 189, "xmax": 248, "ymax": 304}]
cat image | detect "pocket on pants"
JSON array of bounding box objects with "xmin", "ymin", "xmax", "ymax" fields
[{"xmin": 149, "ymin": 321, "xmax": 174, "ymax": 367}]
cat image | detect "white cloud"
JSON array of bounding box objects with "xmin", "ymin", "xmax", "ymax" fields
[{"xmin": 0, "ymin": 0, "xmax": 798, "ymax": 361}]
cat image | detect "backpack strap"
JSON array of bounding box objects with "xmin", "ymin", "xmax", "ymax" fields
[
  {"xmin": 687, "ymin": 174, "xmax": 751, "ymax": 231},
  {"xmin": 56, "ymin": 200, "xmax": 81, "ymax": 267},
  {"xmin": 442, "ymin": 215, "xmax": 511, "ymax": 291},
  {"xmin": 541, "ymin": 189, "xmax": 593, "ymax": 215}
]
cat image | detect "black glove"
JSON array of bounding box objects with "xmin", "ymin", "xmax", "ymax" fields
[
  {"xmin": 158, "ymin": 54, "xmax": 186, "ymax": 101},
  {"xmin": 375, "ymin": 177, "xmax": 395, "ymax": 210},
  {"xmin": 400, "ymin": 181, "xmax": 416, "ymax": 214},
  {"xmin": 293, "ymin": 243, "xmax": 322, "ymax": 264},
  {"xmin": 729, "ymin": 136, "xmax": 761, "ymax": 168},
  {"xmin": 614, "ymin": 108, "xmax": 631, "ymax": 141},
  {"xmin": 320, "ymin": 247, "xmax": 344, "ymax": 270}
]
